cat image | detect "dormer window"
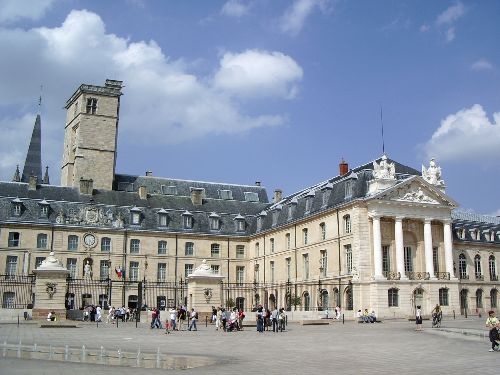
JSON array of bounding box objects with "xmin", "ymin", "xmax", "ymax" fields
[
  {"xmin": 272, "ymin": 206, "xmax": 282, "ymax": 226},
  {"xmin": 219, "ymin": 189, "xmax": 233, "ymax": 200},
  {"xmin": 456, "ymin": 228, "xmax": 465, "ymax": 239},
  {"xmin": 288, "ymin": 198, "xmax": 297, "ymax": 220},
  {"xmin": 39, "ymin": 199, "xmax": 50, "ymax": 218},
  {"xmin": 157, "ymin": 208, "xmax": 168, "ymax": 227},
  {"xmin": 130, "ymin": 206, "xmax": 142, "ymax": 225},
  {"xmin": 470, "ymin": 229, "xmax": 480, "ymax": 241},
  {"xmin": 209, "ymin": 213, "xmax": 220, "ymax": 231},
  {"xmin": 234, "ymin": 214, "xmax": 245, "ymax": 232},
  {"xmin": 345, "ymin": 181, "xmax": 353, "ymax": 199},
  {"xmin": 11, "ymin": 198, "xmax": 22, "ymax": 217},
  {"xmin": 257, "ymin": 211, "xmax": 267, "ymax": 232},
  {"xmin": 322, "ymin": 184, "xmax": 332, "ymax": 206},
  {"xmin": 305, "ymin": 190, "xmax": 315, "ymax": 212},
  {"xmin": 182, "ymin": 211, "xmax": 193, "ymax": 229},
  {"xmin": 86, "ymin": 98, "xmax": 98, "ymax": 114}
]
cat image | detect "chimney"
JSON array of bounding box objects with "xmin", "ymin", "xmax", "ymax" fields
[
  {"xmin": 28, "ymin": 175, "xmax": 37, "ymax": 191},
  {"xmin": 255, "ymin": 181, "xmax": 261, "ymax": 187},
  {"xmin": 339, "ymin": 158, "xmax": 349, "ymax": 176},
  {"xmin": 145, "ymin": 171, "xmax": 153, "ymax": 177},
  {"xmin": 138, "ymin": 186, "xmax": 148, "ymax": 199},
  {"xmin": 190, "ymin": 188, "xmax": 204, "ymax": 206},
  {"xmin": 79, "ymin": 178, "xmax": 93, "ymax": 195},
  {"xmin": 274, "ymin": 189, "xmax": 283, "ymax": 203}
]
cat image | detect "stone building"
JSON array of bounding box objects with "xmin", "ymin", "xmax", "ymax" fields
[{"xmin": 0, "ymin": 79, "xmax": 498, "ymax": 319}]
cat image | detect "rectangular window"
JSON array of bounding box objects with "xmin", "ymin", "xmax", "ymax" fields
[
  {"xmin": 303, "ymin": 254, "xmax": 309, "ymax": 280},
  {"xmin": 320, "ymin": 250, "xmax": 327, "ymax": 277},
  {"xmin": 219, "ymin": 189, "xmax": 233, "ymax": 200},
  {"xmin": 185, "ymin": 242, "xmax": 194, "ymax": 256},
  {"xmin": 433, "ymin": 247, "xmax": 439, "ymax": 273},
  {"xmin": 236, "ymin": 245, "xmax": 245, "ymax": 259},
  {"xmin": 185, "ymin": 264, "xmax": 193, "ymax": 278},
  {"xmin": 345, "ymin": 245, "xmax": 352, "ymax": 274},
  {"xmin": 159, "ymin": 214, "xmax": 168, "ymax": 227},
  {"xmin": 130, "ymin": 239, "xmax": 140, "ymax": 254},
  {"xmin": 439, "ymin": 288, "xmax": 449, "ymax": 306},
  {"xmin": 67, "ymin": 258, "xmax": 77, "ymax": 279},
  {"xmin": 210, "ymin": 218, "xmax": 220, "ymax": 231},
  {"xmin": 100, "ymin": 260, "xmax": 109, "ymax": 280},
  {"xmin": 157, "ymin": 263, "xmax": 167, "ymax": 282},
  {"xmin": 40, "ymin": 205, "xmax": 49, "ymax": 217},
  {"xmin": 158, "ymin": 241, "xmax": 167, "ymax": 255},
  {"xmin": 270, "ymin": 261, "xmax": 275, "ymax": 283},
  {"xmin": 320, "ymin": 223, "xmax": 326, "ymax": 240},
  {"xmin": 255, "ymin": 242, "xmax": 259, "ymax": 257},
  {"xmin": 244, "ymin": 192, "xmax": 259, "ymax": 202},
  {"xmin": 382, "ymin": 245, "xmax": 390, "ymax": 273},
  {"xmin": 86, "ymin": 98, "xmax": 97, "ymax": 114},
  {"xmin": 345, "ymin": 181, "xmax": 353, "ymax": 199},
  {"xmin": 285, "ymin": 233, "xmax": 291, "ymax": 250},
  {"xmin": 270, "ymin": 238, "xmax": 275, "ymax": 253},
  {"xmin": 5, "ymin": 256, "xmax": 18, "ymax": 278},
  {"xmin": 129, "ymin": 261, "xmax": 139, "ymax": 281},
  {"xmin": 388, "ymin": 289, "xmax": 399, "ymax": 307},
  {"xmin": 286, "ymin": 257, "xmax": 291, "ymax": 280},
  {"xmin": 236, "ymin": 266, "xmax": 245, "ymax": 285},
  {"xmin": 211, "ymin": 243, "xmax": 220, "ymax": 258},
  {"xmin": 68, "ymin": 235, "xmax": 78, "ymax": 251},
  {"xmin": 101, "ymin": 237, "xmax": 111, "ymax": 252},
  {"xmin": 322, "ymin": 190, "xmax": 331, "ymax": 206},
  {"xmin": 35, "ymin": 257, "xmax": 46, "ymax": 269},
  {"xmin": 404, "ymin": 246, "xmax": 413, "ymax": 272},
  {"xmin": 161, "ymin": 185, "xmax": 177, "ymax": 195},
  {"xmin": 13, "ymin": 204, "xmax": 22, "ymax": 216},
  {"xmin": 183, "ymin": 215, "xmax": 193, "ymax": 229},
  {"xmin": 211, "ymin": 265, "xmax": 220, "ymax": 275},
  {"xmin": 37, "ymin": 233, "xmax": 48, "ymax": 249},
  {"xmin": 344, "ymin": 215, "xmax": 351, "ymax": 234},
  {"xmin": 303, "ymin": 229, "xmax": 308, "ymax": 245},
  {"xmin": 8, "ymin": 232, "xmax": 20, "ymax": 247},
  {"xmin": 254, "ymin": 265, "xmax": 259, "ymax": 283},
  {"xmin": 305, "ymin": 198, "xmax": 312, "ymax": 212}
]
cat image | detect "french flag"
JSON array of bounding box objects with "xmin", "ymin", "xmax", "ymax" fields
[{"xmin": 115, "ymin": 266, "xmax": 124, "ymax": 278}]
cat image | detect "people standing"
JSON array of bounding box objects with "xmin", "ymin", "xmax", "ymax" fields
[
  {"xmin": 188, "ymin": 308, "xmax": 198, "ymax": 331},
  {"xmin": 107, "ymin": 306, "xmax": 115, "ymax": 323},
  {"xmin": 415, "ymin": 305, "xmax": 423, "ymax": 331},
  {"xmin": 238, "ymin": 308, "xmax": 245, "ymax": 331},
  {"xmin": 177, "ymin": 306, "xmax": 186, "ymax": 331},
  {"xmin": 216, "ymin": 307, "xmax": 222, "ymax": 331},
  {"xmin": 278, "ymin": 308, "xmax": 286, "ymax": 332},
  {"xmin": 271, "ymin": 307, "xmax": 279, "ymax": 332},
  {"xmin": 485, "ymin": 310, "xmax": 500, "ymax": 352},
  {"xmin": 169, "ymin": 307, "xmax": 177, "ymax": 331},
  {"xmin": 95, "ymin": 305, "xmax": 102, "ymax": 322},
  {"xmin": 256, "ymin": 306, "xmax": 264, "ymax": 333}
]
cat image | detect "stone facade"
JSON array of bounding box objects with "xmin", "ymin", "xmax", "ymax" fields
[{"xmin": 0, "ymin": 80, "xmax": 498, "ymax": 320}]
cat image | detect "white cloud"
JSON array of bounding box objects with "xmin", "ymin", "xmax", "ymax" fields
[
  {"xmin": 422, "ymin": 104, "xmax": 500, "ymax": 162},
  {"xmin": 419, "ymin": 24, "xmax": 430, "ymax": 33},
  {"xmin": 213, "ymin": 49, "xmax": 303, "ymax": 99},
  {"xmin": 0, "ymin": 0, "xmax": 55, "ymax": 23},
  {"xmin": 445, "ymin": 27, "xmax": 455, "ymax": 42},
  {"xmin": 0, "ymin": 9, "xmax": 302, "ymax": 182},
  {"xmin": 436, "ymin": 2, "xmax": 465, "ymax": 26},
  {"xmin": 220, "ymin": 0, "xmax": 250, "ymax": 18},
  {"xmin": 471, "ymin": 59, "xmax": 494, "ymax": 71},
  {"xmin": 280, "ymin": 0, "xmax": 332, "ymax": 36}
]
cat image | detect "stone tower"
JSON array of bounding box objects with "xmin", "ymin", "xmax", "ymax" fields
[{"xmin": 60, "ymin": 79, "xmax": 123, "ymax": 191}]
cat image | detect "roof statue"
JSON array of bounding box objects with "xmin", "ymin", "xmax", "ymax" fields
[
  {"xmin": 372, "ymin": 154, "xmax": 395, "ymax": 180},
  {"xmin": 422, "ymin": 158, "xmax": 445, "ymax": 191}
]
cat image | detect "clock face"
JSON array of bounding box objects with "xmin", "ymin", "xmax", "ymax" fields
[{"xmin": 83, "ymin": 233, "xmax": 96, "ymax": 247}]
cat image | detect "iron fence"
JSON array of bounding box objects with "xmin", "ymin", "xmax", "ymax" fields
[{"xmin": 0, "ymin": 275, "xmax": 35, "ymax": 309}]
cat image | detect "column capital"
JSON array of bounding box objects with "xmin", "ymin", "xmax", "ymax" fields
[
  {"xmin": 368, "ymin": 213, "xmax": 382, "ymax": 220},
  {"xmin": 423, "ymin": 218, "xmax": 434, "ymax": 224},
  {"xmin": 441, "ymin": 218, "xmax": 452, "ymax": 225},
  {"xmin": 395, "ymin": 216, "xmax": 405, "ymax": 222}
]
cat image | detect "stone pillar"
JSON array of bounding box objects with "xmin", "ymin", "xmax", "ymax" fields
[
  {"xmin": 371, "ymin": 215, "xmax": 384, "ymax": 279},
  {"xmin": 395, "ymin": 217, "xmax": 407, "ymax": 280},
  {"xmin": 187, "ymin": 260, "xmax": 224, "ymax": 321},
  {"xmin": 443, "ymin": 219, "xmax": 456, "ymax": 279},
  {"xmin": 32, "ymin": 252, "xmax": 69, "ymax": 321},
  {"xmin": 423, "ymin": 219, "xmax": 436, "ymax": 279}
]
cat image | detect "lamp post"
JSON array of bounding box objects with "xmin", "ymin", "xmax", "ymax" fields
[
  {"xmin": 318, "ymin": 264, "xmax": 324, "ymax": 311},
  {"xmin": 143, "ymin": 255, "xmax": 148, "ymax": 309}
]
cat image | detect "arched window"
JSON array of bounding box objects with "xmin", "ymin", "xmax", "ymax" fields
[
  {"xmin": 303, "ymin": 292, "xmax": 310, "ymax": 311},
  {"xmin": 388, "ymin": 288, "xmax": 398, "ymax": 307},
  {"xmin": 476, "ymin": 289, "xmax": 483, "ymax": 308},
  {"xmin": 344, "ymin": 286, "xmax": 353, "ymax": 310},
  {"xmin": 344, "ymin": 215, "xmax": 351, "ymax": 234},
  {"xmin": 474, "ymin": 255, "xmax": 482, "ymax": 279},
  {"xmin": 491, "ymin": 289, "xmax": 498, "ymax": 309},
  {"xmin": 459, "ymin": 254, "xmax": 467, "ymax": 279},
  {"xmin": 489, "ymin": 255, "xmax": 497, "ymax": 280}
]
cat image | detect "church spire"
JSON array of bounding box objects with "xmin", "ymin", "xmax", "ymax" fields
[
  {"xmin": 12, "ymin": 165, "xmax": 20, "ymax": 182},
  {"xmin": 21, "ymin": 114, "xmax": 42, "ymax": 183}
]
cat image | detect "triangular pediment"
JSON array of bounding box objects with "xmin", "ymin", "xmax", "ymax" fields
[{"xmin": 369, "ymin": 176, "xmax": 457, "ymax": 207}]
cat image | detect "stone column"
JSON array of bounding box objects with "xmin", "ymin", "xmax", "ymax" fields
[
  {"xmin": 395, "ymin": 217, "xmax": 407, "ymax": 279},
  {"xmin": 443, "ymin": 219, "xmax": 455, "ymax": 279},
  {"xmin": 371, "ymin": 215, "xmax": 384, "ymax": 279},
  {"xmin": 32, "ymin": 252, "xmax": 70, "ymax": 321},
  {"xmin": 423, "ymin": 219, "xmax": 436, "ymax": 279}
]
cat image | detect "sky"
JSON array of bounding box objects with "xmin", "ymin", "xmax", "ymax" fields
[{"xmin": 0, "ymin": 0, "xmax": 499, "ymax": 216}]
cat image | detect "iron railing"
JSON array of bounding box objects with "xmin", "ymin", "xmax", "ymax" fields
[{"xmin": 0, "ymin": 275, "xmax": 35, "ymax": 309}]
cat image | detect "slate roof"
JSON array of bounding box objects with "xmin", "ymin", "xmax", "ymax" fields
[
  {"xmin": 21, "ymin": 114, "xmax": 42, "ymax": 183},
  {"xmin": 451, "ymin": 211, "xmax": 500, "ymax": 244}
]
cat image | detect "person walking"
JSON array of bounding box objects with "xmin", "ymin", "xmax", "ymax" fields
[
  {"xmin": 107, "ymin": 306, "xmax": 115, "ymax": 323},
  {"xmin": 216, "ymin": 307, "xmax": 222, "ymax": 331},
  {"xmin": 169, "ymin": 307, "xmax": 177, "ymax": 331},
  {"xmin": 95, "ymin": 305, "xmax": 102, "ymax": 322},
  {"xmin": 486, "ymin": 310, "xmax": 500, "ymax": 352},
  {"xmin": 188, "ymin": 308, "xmax": 198, "ymax": 331},
  {"xmin": 256, "ymin": 306, "xmax": 264, "ymax": 333},
  {"xmin": 415, "ymin": 305, "xmax": 423, "ymax": 331},
  {"xmin": 278, "ymin": 308, "xmax": 286, "ymax": 332}
]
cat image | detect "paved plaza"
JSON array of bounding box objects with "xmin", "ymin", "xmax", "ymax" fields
[{"xmin": 0, "ymin": 317, "xmax": 497, "ymax": 375}]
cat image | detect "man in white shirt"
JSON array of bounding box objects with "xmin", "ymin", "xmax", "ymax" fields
[
  {"xmin": 169, "ymin": 307, "xmax": 177, "ymax": 331},
  {"xmin": 188, "ymin": 308, "xmax": 198, "ymax": 331}
]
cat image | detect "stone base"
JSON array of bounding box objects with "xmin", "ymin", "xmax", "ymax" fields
[{"xmin": 32, "ymin": 308, "xmax": 66, "ymax": 321}]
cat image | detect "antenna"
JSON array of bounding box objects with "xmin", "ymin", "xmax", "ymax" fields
[
  {"xmin": 38, "ymin": 85, "xmax": 43, "ymax": 114},
  {"xmin": 380, "ymin": 106, "xmax": 385, "ymax": 155}
]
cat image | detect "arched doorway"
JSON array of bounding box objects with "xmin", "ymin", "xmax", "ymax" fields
[
  {"xmin": 332, "ymin": 288, "xmax": 339, "ymax": 307},
  {"xmin": 320, "ymin": 289, "xmax": 329, "ymax": 311},
  {"xmin": 344, "ymin": 286, "xmax": 353, "ymax": 310},
  {"xmin": 303, "ymin": 292, "xmax": 310, "ymax": 311},
  {"xmin": 269, "ymin": 294, "xmax": 276, "ymax": 310},
  {"xmin": 460, "ymin": 289, "xmax": 468, "ymax": 315}
]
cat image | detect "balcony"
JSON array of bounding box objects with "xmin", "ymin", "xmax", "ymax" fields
[
  {"xmin": 490, "ymin": 275, "xmax": 499, "ymax": 281},
  {"xmin": 475, "ymin": 274, "xmax": 484, "ymax": 281},
  {"xmin": 383, "ymin": 271, "xmax": 401, "ymax": 280},
  {"xmin": 406, "ymin": 272, "xmax": 430, "ymax": 280},
  {"xmin": 459, "ymin": 274, "xmax": 469, "ymax": 280},
  {"xmin": 436, "ymin": 272, "xmax": 450, "ymax": 280}
]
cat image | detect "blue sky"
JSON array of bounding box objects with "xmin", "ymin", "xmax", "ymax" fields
[{"xmin": 0, "ymin": 0, "xmax": 499, "ymax": 215}]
